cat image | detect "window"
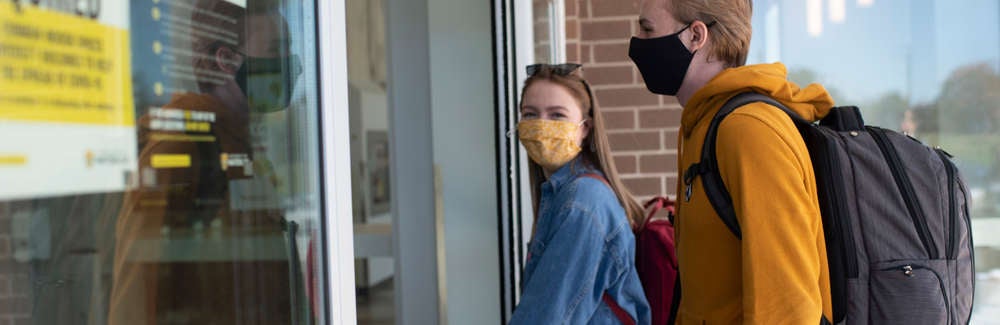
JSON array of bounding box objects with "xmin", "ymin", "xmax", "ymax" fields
[{"xmin": 0, "ymin": 1, "xmax": 325, "ymax": 323}]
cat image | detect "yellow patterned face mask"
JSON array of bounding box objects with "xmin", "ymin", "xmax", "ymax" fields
[{"xmin": 517, "ymin": 119, "xmax": 584, "ymax": 171}]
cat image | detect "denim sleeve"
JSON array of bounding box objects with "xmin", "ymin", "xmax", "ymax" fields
[{"xmin": 510, "ymin": 204, "xmax": 612, "ymax": 325}]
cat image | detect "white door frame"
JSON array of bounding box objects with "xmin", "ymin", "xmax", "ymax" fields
[{"xmin": 318, "ymin": 0, "xmax": 358, "ymax": 324}]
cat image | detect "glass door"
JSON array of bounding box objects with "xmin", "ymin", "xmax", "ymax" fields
[{"xmin": 0, "ymin": 0, "xmax": 327, "ymax": 323}]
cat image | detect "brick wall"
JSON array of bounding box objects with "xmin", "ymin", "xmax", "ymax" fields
[
  {"xmin": 568, "ymin": 0, "xmax": 681, "ymax": 200},
  {"xmin": 533, "ymin": 0, "xmax": 553, "ymax": 63},
  {"xmin": 0, "ymin": 209, "xmax": 31, "ymax": 325}
]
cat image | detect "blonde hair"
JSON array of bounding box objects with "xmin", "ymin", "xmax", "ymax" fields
[
  {"xmin": 669, "ymin": 0, "xmax": 753, "ymax": 67},
  {"xmin": 520, "ymin": 65, "xmax": 646, "ymax": 230}
]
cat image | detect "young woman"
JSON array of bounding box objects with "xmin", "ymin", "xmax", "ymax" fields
[{"xmin": 509, "ymin": 63, "xmax": 651, "ymax": 325}]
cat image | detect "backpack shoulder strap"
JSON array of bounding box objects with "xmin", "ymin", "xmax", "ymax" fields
[
  {"xmin": 683, "ymin": 92, "xmax": 808, "ymax": 240},
  {"xmin": 579, "ymin": 173, "xmax": 610, "ymax": 187}
]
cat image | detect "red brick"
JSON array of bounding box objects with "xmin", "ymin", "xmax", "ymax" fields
[
  {"xmin": 0, "ymin": 297, "xmax": 29, "ymax": 315},
  {"xmin": 663, "ymin": 130, "xmax": 680, "ymax": 149},
  {"xmin": 639, "ymin": 108, "xmax": 682, "ymax": 128},
  {"xmin": 10, "ymin": 275, "xmax": 26, "ymax": 297},
  {"xmin": 640, "ymin": 153, "xmax": 678, "ymax": 173},
  {"xmin": 566, "ymin": 18, "xmax": 579, "ymax": 39},
  {"xmin": 533, "ymin": 0, "xmax": 548, "ymax": 18},
  {"xmin": 592, "ymin": 42, "xmax": 629, "ymax": 63},
  {"xmin": 581, "ymin": 44, "xmax": 593, "ymax": 63},
  {"xmin": 660, "ymin": 95, "xmax": 681, "ymax": 107},
  {"xmin": 613, "ymin": 155, "xmax": 638, "ymax": 174},
  {"xmin": 623, "ymin": 177, "xmax": 662, "ymax": 197},
  {"xmin": 601, "ymin": 110, "xmax": 635, "ymax": 130},
  {"xmin": 566, "ymin": 44, "xmax": 580, "ymax": 63},
  {"xmin": 594, "ymin": 87, "xmax": 659, "ymax": 108},
  {"xmin": 666, "ymin": 176, "xmax": 678, "ymax": 197},
  {"xmin": 608, "ymin": 131, "xmax": 660, "ymax": 151},
  {"xmin": 591, "ymin": 0, "xmax": 641, "ymax": 17},
  {"xmin": 581, "ymin": 20, "xmax": 632, "ymax": 41},
  {"xmin": 566, "ymin": 0, "xmax": 579, "ymax": 16},
  {"xmin": 534, "ymin": 21, "xmax": 550, "ymax": 41},
  {"xmin": 583, "ymin": 65, "xmax": 633, "ymax": 86}
]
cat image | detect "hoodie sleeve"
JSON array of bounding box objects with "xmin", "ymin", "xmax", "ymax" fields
[{"xmin": 715, "ymin": 104, "xmax": 830, "ymax": 325}]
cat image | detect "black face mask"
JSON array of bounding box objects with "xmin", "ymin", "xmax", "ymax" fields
[
  {"xmin": 235, "ymin": 54, "xmax": 302, "ymax": 113},
  {"xmin": 629, "ymin": 24, "xmax": 694, "ymax": 96}
]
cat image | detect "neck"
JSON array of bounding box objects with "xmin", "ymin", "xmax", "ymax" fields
[
  {"xmin": 210, "ymin": 81, "xmax": 249, "ymax": 114},
  {"xmin": 676, "ymin": 60, "xmax": 726, "ymax": 108}
]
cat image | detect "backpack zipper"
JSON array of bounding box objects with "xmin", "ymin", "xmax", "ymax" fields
[
  {"xmin": 868, "ymin": 127, "xmax": 938, "ymax": 259},
  {"xmin": 935, "ymin": 150, "xmax": 957, "ymax": 260},
  {"xmin": 880, "ymin": 264, "xmax": 953, "ymax": 324},
  {"xmin": 958, "ymin": 178, "xmax": 976, "ymax": 323},
  {"xmin": 822, "ymin": 128, "xmax": 859, "ymax": 279}
]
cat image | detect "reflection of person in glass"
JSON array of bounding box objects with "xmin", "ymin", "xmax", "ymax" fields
[{"xmin": 110, "ymin": 1, "xmax": 301, "ymax": 324}]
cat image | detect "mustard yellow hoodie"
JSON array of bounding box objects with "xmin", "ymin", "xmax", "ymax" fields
[{"xmin": 675, "ymin": 63, "xmax": 834, "ymax": 324}]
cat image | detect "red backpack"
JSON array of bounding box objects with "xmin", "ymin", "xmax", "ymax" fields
[
  {"xmin": 637, "ymin": 196, "xmax": 679, "ymax": 325},
  {"xmin": 580, "ymin": 174, "xmax": 679, "ymax": 324}
]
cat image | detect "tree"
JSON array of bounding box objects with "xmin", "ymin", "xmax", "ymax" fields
[{"xmin": 935, "ymin": 63, "xmax": 1000, "ymax": 134}]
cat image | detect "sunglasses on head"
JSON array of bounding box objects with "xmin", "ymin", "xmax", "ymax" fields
[{"xmin": 526, "ymin": 63, "xmax": 583, "ymax": 76}]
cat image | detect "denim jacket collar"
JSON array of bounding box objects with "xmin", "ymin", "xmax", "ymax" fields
[{"xmin": 544, "ymin": 155, "xmax": 601, "ymax": 192}]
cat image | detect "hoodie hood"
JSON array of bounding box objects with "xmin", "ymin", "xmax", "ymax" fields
[{"xmin": 681, "ymin": 62, "xmax": 834, "ymax": 138}]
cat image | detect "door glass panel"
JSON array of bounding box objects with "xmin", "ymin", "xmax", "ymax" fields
[
  {"xmin": 0, "ymin": 0, "xmax": 325, "ymax": 324},
  {"xmin": 748, "ymin": 0, "xmax": 999, "ymax": 320},
  {"xmin": 345, "ymin": 0, "xmax": 394, "ymax": 324}
]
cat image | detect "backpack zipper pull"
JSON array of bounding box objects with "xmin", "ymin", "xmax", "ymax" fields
[{"xmin": 902, "ymin": 265, "xmax": 914, "ymax": 277}]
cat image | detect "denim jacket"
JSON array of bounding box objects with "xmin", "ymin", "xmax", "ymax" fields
[{"xmin": 510, "ymin": 158, "xmax": 651, "ymax": 325}]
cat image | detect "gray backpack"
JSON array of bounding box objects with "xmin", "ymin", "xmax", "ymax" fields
[{"xmin": 682, "ymin": 92, "xmax": 975, "ymax": 324}]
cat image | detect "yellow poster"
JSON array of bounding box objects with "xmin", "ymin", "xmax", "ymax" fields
[
  {"xmin": 0, "ymin": 1, "xmax": 135, "ymax": 200},
  {"xmin": 0, "ymin": 4, "xmax": 133, "ymax": 126}
]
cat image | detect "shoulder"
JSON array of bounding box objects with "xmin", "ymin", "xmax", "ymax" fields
[
  {"xmin": 714, "ymin": 102, "xmax": 811, "ymax": 175},
  {"xmin": 717, "ymin": 102, "xmax": 805, "ymax": 153},
  {"xmin": 555, "ymin": 176, "xmax": 629, "ymax": 239}
]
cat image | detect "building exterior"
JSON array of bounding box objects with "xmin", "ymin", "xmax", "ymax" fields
[{"xmin": 0, "ymin": 0, "xmax": 997, "ymax": 324}]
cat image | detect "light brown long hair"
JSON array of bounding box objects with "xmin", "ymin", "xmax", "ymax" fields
[{"xmin": 520, "ymin": 65, "xmax": 645, "ymax": 230}]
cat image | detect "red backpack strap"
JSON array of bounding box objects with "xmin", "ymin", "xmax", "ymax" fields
[
  {"xmin": 602, "ymin": 292, "xmax": 636, "ymax": 325},
  {"xmin": 642, "ymin": 196, "xmax": 676, "ymax": 228}
]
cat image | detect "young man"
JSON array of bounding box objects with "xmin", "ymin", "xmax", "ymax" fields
[{"xmin": 628, "ymin": 0, "xmax": 834, "ymax": 323}]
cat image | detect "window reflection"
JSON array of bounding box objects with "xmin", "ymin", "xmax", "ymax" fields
[{"xmin": 0, "ymin": 1, "xmax": 323, "ymax": 324}]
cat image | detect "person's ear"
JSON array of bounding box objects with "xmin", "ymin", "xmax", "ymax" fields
[
  {"xmin": 687, "ymin": 20, "xmax": 711, "ymax": 52},
  {"xmin": 579, "ymin": 119, "xmax": 592, "ymax": 144},
  {"xmin": 216, "ymin": 47, "xmax": 243, "ymax": 74}
]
